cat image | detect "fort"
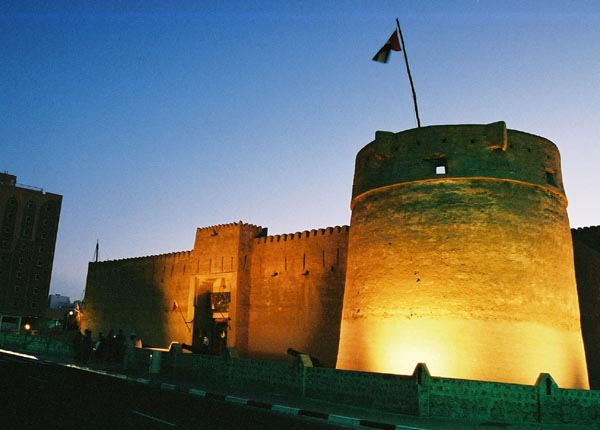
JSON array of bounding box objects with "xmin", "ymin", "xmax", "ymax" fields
[{"xmin": 83, "ymin": 122, "xmax": 600, "ymax": 390}]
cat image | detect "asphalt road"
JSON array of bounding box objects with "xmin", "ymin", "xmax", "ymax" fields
[{"xmin": 0, "ymin": 351, "xmax": 352, "ymax": 430}]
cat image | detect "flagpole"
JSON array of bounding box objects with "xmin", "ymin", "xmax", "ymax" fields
[
  {"xmin": 178, "ymin": 306, "xmax": 192, "ymax": 332},
  {"xmin": 396, "ymin": 18, "xmax": 421, "ymax": 128},
  {"xmin": 173, "ymin": 300, "xmax": 192, "ymax": 332}
]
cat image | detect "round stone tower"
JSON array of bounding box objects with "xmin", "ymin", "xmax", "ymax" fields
[{"xmin": 336, "ymin": 122, "xmax": 589, "ymax": 389}]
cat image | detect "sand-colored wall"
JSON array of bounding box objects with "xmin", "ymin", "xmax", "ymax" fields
[
  {"xmin": 83, "ymin": 250, "xmax": 197, "ymax": 346},
  {"xmin": 189, "ymin": 222, "xmax": 265, "ymax": 353},
  {"xmin": 246, "ymin": 227, "xmax": 348, "ymax": 367},
  {"xmin": 337, "ymin": 123, "xmax": 589, "ymax": 389},
  {"xmin": 83, "ymin": 222, "xmax": 348, "ymax": 365}
]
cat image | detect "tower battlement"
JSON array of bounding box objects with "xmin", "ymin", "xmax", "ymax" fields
[
  {"xmin": 196, "ymin": 221, "xmax": 266, "ymax": 237},
  {"xmin": 352, "ymin": 122, "xmax": 565, "ymax": 204},
  {"xmin": 254, "ymin": 225, "xmax": 349, "ymax": 245}
]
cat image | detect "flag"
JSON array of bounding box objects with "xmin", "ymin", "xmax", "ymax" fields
[
  {"xmin": 172, "ymin": 300, "xmax": 178, "ymax": 311},
  {"xmin": 372, "ymin": 30, "xmax": 401, "ymax": 63}
]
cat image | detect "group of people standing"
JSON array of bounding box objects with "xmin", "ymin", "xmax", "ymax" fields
[{"xmin": 72, "ymin": 328, "xmax": 140, "ymax": 367}]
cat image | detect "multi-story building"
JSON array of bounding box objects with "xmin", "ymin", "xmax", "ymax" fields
[
  {"xmin": 0, "ymin": 172, "xmax": 62, "ymax": 332},
  {"xmin": 48, "ymin": 293, "xmax": 71, "ymax": 309}
]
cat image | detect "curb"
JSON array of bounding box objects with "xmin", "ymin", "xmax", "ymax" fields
[
  {"xmin": 58, "ymin": 363, "xmax": 425, "ymax": 430},
  {"xmin": 182, "ymin": 382, "xmax": 422, "ymax": 430}
]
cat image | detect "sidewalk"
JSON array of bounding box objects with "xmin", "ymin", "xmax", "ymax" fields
[{"xmin": 40, "ymin": 352, "xmax": 596, "ymax": 430}]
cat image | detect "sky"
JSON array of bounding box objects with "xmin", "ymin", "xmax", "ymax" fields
[{"xmin": 1, "ymin": 1, "xmax": 600, "ymax": 301}]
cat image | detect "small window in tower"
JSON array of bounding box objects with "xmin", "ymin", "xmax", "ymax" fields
[
  {"xmin": 546, "ymin": 171, "xmax": 557, "ymax": 187},
  {"xmin": 436, "ymin": 162, "xmax": 447, "ymax": 175}
]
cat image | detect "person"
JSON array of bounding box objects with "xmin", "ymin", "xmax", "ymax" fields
[
  {"xmin": 82, "ymin": 329, "xmax": 93, "ymax": 364},
  {"xmin": 201, "ymin": 335, "xmax": 210, "ymax": 353},
  {"xmin": 113, "ymin": 329, "xmax": 125, "ymax": 363},
  {"xmin": 123, "ymin": 333, "xmax": 137, "ymax": 371},
  {"xmin": 105, "ymin": 329, "xmax": 115, "ymax": 362},
  {"xmin": 95, "ymin": 332, "xmax": 106, "ymax": 362}
]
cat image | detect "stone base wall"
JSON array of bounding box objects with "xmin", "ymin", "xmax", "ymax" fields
[
  {"xmin": 159, "ymin": 349, "xmax": 600, "ymax": 426},
  {"xmin": 3, "ymin": 334, "xmax": 600, "ymax": 426}
]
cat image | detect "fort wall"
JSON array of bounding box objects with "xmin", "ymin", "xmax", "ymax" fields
[
  {"xmin": 82, "ymin": 222, "xmax": 348, "ymax": 365},
  {"xmin": 190, "ymin": 222, "xmax": 266, "ymax": 354},
  {"xmin": 83, "ymin": 250, "xmax": 197, "ymax": 346},
  {"xmin": 338, "ymin": 123, "xmax": 589, "ymax": 389},
  {"xmin": 82, "ymin": 122, "xmax": 598, "ymax": 390},
  {"xmin": 247, "ymin": 226, "xmax": 349, "ymax": 367}
]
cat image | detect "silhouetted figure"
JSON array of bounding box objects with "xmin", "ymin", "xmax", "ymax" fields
[
  {"xmin": 95, "ymin": 332, "xmax": 107, "ymax": 362},
  {"xmin": 123, "ymin": 334, "xmax": 137, "ymax": 371},
  {"xmin": 105, "ymin": 329, "xmax": 115, "ymax": 362},
  {"xmin": 82, "ymin": 329, "xmax": 93, "ymax": 364},
  {"xmin": 113, "ymin": 329, "xmax": 125, "ymax": 363},
  {"xmin": 201, "ymin": 335, "xmax": 210, "ymax": 353}
]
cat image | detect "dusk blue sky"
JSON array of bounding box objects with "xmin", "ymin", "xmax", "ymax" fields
[{"xmin": 2, "ymin": 1, "xmax": 599, "ymax": 301}]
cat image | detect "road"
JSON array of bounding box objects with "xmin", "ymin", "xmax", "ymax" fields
[{"xmin": 0, "ymin": 351, "xmax": 352, "ymax": 430}]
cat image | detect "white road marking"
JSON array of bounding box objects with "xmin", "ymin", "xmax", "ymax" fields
[
  {"xmin": 225, "ymin": 395, "xmax": 248, "ymax": 405},
  {"xmin": 329, "ymin": 414, "xmax": 360, "ymax": 426},
  {"xmin": 271, "ymin": 404, "xmax": 301, "ymax": 415},
  {"xmin": 131, "ymin": 410, "xmax": 177, "ymax": 427},
  {"xmin": 188, "ymin": 388, "xmax": 207, "ymax": 397},
  {"xmin": 0, "ymin": 349, "xmax": 38, "ymax": 360}
]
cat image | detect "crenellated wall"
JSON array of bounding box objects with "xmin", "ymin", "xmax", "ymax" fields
[
  {"xmin": 82, "ymin": 222, "xmax": 348, "ymax": 365},
  {"xmin": 189, "ymin": 221, "xmax": 266, "ymax": 354},
  {"xmin": 247, "ymin": 226, "xmax": 349, "ymax": 367},
  {"xmin": 83, "ymin": 250, "xmax": 197, "ymax": 346},
  {"xmin": 83, "ymin": 122, "xmax": 599, "ymax": 390}
]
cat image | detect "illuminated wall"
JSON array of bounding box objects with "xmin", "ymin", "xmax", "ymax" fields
[
  {"xmin": 247, "ymin": 227, "xmax": 348, "ymax": 367},
  {"xmin": 84, "ymin": 122, "xmax": 595, "ymax": 388},
  {"xmin": 336, "ymin": 122, "xmax": 589, "ymax": 389},
  {"xmin": 84, "ymin": 222, "xmax": 266, "ymax": 351},
  {"xmin": 83, "ymin": 222, "xmax": 348, "ymax": 366}
]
